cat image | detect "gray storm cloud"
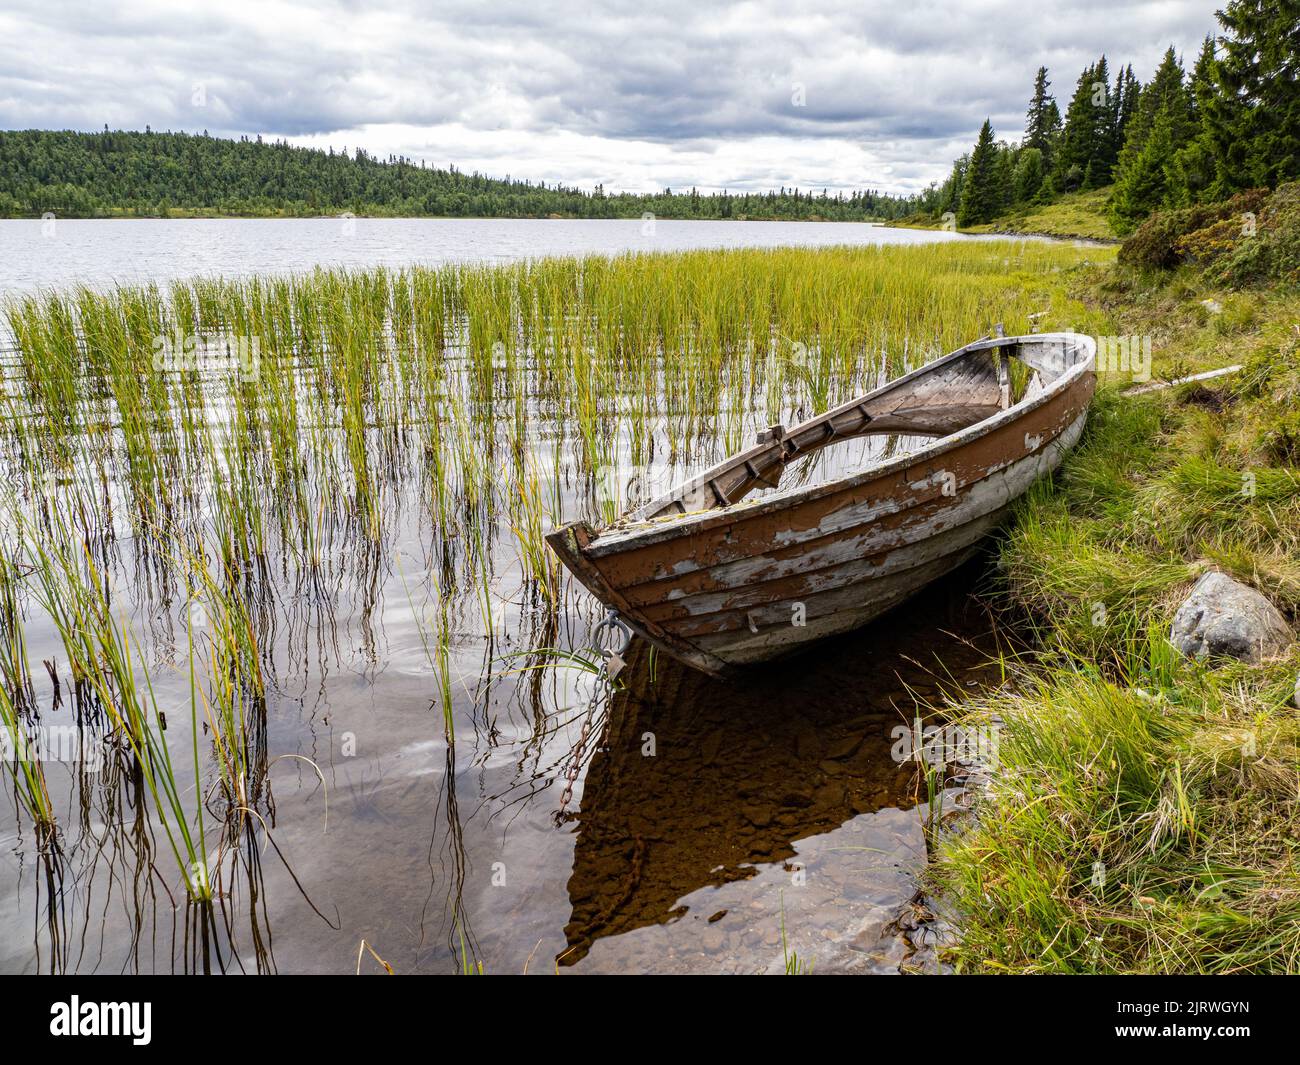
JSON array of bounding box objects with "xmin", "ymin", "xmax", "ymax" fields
[{"xmin": 0, "ymin": 0, "xmax": 1218, "ymax": 194}]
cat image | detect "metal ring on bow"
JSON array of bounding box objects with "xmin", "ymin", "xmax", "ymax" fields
[{"xmin": 591, "ymin": 609, "xmax": 632, "ymax": 659}]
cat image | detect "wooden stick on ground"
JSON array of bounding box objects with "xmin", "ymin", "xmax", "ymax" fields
[{"xmin": 1122, "ymin": 364, "xmax": 1244, "ymax": 396}]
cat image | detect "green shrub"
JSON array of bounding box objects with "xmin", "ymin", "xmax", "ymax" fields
[
  {"xmin": 1117, "ymin": 189, "xmax": 1267, "ymax": 270},
  {"xmin": 1173, "ymin": 217, "xmax": 1244, "ymax": 266},
  {"xmin": 1214, "ymin": 182, "xmax": 1300, "ymax": 285}
]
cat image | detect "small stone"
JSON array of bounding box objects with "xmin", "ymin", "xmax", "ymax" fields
[
  {"xmin": 824, "ymin": 734, "xmax": 863, "ymax": 760},
  {"xmin": 1170, "ymin": 572, "xmax": 1294, "ymax": 664},
  {"xmin": 847, "ymin": 906, "xmax": 895, "ymax": 952},
  {"xmin": 701, "ymin": 928, "xmax": 725, "ymax": 952},
  {"xmin": 794, "ymin": 728, "xmax": 823, "ymax": 761}
]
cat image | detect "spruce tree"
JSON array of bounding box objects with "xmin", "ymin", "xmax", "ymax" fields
[
  {"xmin": 1110, "ymin": 48, "xmax": 1191, "ymax": 214},
  {"xmin": 1186, "ymin": 36, "xmax": 1215, "ymax": 126},
  {"xmin": 1013, "ymin": 147, "xmax": 1046, "ymax": 203},
  {"xmin": 1109, "ymin": 106, "xmax": 1177, "ymax": 231},
  {"xmin": 1104, "ymin": 65, "xmax": 1140, "ymax": 180},
  {"xmin": 958, "ymin": 120, "xmax": 1000, "ymax": 226},
  {"xmin": 1025, "ymin": 67, "xmax": 1062, "ymax": 166},
  {"xmin": 1053, "ymin": 59, "xmax": 1111, "ymax": 191},
  {"xmin": 993, "ymin": 144, "xmax": 1017, "ymax": 212},
  {"xmin": 937, "ymin": 154, "xmax": 969, "ymax": 218},
  {"xmin": 1167, "ymin": 37, "xmax": 1220, "ymax": 203},
  {"xmin": 1126, "ymin": 48, "xmax": 1190, "ymax": 154},
  {"xmin": 1117, "ymin": 65, "xmax": 1141, "ymax": 136},
  {"xmin": 1205, "ymin": 0, "xmax": 1300, "ymax": 191}
]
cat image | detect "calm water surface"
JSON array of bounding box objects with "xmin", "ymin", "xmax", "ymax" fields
[{"xmin": 0, "ymin": 216, "xmax": 1000, "ymax": 293}]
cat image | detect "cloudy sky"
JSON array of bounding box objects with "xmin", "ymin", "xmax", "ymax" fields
[{"xmin": 1, "ymin": 0, "xmax": 1218, "ymax": 196}]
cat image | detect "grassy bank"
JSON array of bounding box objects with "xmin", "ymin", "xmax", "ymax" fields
[
  {"xmin": 967, "ymin": 188, "xmax": 1117, "ymax": 242},
  {"xmin": 893, "ymin": 187, "xmax": 1119, "ymax": 242},
  {"xmin": 934, "ymin": 215, "xmax": 1300, "ymax": 972}
]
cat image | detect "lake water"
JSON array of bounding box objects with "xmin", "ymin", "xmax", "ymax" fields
[
  {"xmin": 0, "ymin": 221, "xmax": 1056, "ymax": 975},
  {"xmin": 0, "ymin": 216, "xmax": 996, "ymax": 294}
]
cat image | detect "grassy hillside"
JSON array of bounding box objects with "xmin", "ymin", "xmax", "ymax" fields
[
  {"xmin": 965, "ymin": 187, "xmax": 1117, "ymax": 241},
  {"xmin": 891, "ymin": 187, "xmax": 1118, "ymax": 242}
]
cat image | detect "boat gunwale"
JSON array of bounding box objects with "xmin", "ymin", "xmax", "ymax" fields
[{"xmin": 576, "ymin": 331, "xmax": 1097, "ymax": 557}]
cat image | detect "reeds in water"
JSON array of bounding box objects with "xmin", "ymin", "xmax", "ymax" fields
[{"xmin": 0, "ymin": 239, "xmax": 1111, "ymax": 967}]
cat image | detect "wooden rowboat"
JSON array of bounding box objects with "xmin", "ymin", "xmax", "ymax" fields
[{"xmin": 547, "ymin": 331, "xmax": 1096, "ymax": 676}]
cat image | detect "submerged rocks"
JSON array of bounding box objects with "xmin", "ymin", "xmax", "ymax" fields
[{"xmin": 1170, "ymin": 572, "xmax": 1295, "ymax": 664}]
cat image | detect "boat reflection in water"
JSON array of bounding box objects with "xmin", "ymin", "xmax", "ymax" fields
[{"xmin": 559, "ymin": 559, "xmax": 1008, "ymax": 972}]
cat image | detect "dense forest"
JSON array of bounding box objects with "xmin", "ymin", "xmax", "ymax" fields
[
  {"xmin": 921, "ymin": 0, "xmax": 1298, "ymax": 234},
  {"xmin": 0, "ymin": 129, "xmax": 917, "ymax": 222}
]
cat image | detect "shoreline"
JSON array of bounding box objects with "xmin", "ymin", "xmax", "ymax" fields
[
  {"xmin": 885, "ymin": 217, "xmax": 1121, "ymax": 246},
  {"xmin": 0, "ymin": 211, "xmax": 902, "ymax": 224},
  {"xmin": 886, "ymin": 186, "xmax": 1122, "ymax": 245}
]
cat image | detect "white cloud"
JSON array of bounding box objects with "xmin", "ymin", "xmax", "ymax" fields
[{"xmin": 0, "ymin": 0, "xmax": 1219, "ymax": 195}]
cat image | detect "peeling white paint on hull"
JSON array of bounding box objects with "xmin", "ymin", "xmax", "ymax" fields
[
  {"xmin": 683, "ymin": 412, "xmax": 1086, "ymax": 664},
  {"xmin": 547, "ymin": 333, "xmax": 1097, "ymax": 676}
]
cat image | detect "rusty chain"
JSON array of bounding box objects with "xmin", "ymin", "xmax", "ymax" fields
[{"xmin": 558, "ymin": 609, "xmax": 632, "ymax": 813}]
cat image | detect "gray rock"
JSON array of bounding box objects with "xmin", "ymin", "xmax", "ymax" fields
[
  {"xmin": 1170, "ymin": 572, "xmax": 1294, "ymax": 664},
  {"xmin": 846, "ymin": 905, "xmax": 897, "ymax": 953}
]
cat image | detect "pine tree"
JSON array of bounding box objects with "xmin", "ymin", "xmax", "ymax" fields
[
  {"xmin": 1110, "ymin": 47, "xmax": 1191, "ymax": 217},
  {"xmin": 1083, "ymin": 59, "xmax": 1124, "ymax": 183},
  {"xmin": 992, "ymin": 144, "xmax": 1017, "ymax": 213},
  {"xmin": 937, "ymin": 154, "xmax": 969, "ymax": 217},
  {"xmin": 1186, "ymin": 36, "xmax": 1215, "ymax": 127},
  {"xmin": 1088, "ymin": 57, "xmax": 1113, "ymax": 185},
  {"xmin": 1126, "ymin": 48, "xmax": 1190, "ymax": 155},
  {"xmin": 1204, "ymin": 0, "xmax": 1300, "ymax": 191},
  {"xmin": 1117, "ymin": 65, "xmax": 1141, "ymax": 136},
  {"xmin": 1167, "ymin": 36, "xmax": 1220, "ymax": 204},
  {"xmin": 1013, "ymin": 147, "xmax": 1046, "ymax": 203},
  {"xmin": 958, "ymin": 120, "xmax": 1000, "ymax": 226},
  {"xmin": 1103, "ymin": 65, "xmax": 1140, "ymax": 180}
]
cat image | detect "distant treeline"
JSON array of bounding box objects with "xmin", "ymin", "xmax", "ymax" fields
[
  {"xmin": 0, "ymin": 129, "xmax": 918, "ymax": 222},
  {"xmin": 921, "ymin": 0, "xmax": 1298, "ymax": 233}
]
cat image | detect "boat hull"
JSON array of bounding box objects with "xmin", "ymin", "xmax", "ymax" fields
[{"xmin": 548, "ymin": 337, "xmax": 1095, "ymax": 675}]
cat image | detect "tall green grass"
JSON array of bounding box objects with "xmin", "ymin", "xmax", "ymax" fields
[
  {"xmin": 2, "ymin": 243, "xmax": 1110, "ymax": 568},
  {"xmin": 936, "ymin": 265, "xmax": 1300, "ymax": 974},
  {"xmin": 938, "ymin": 636, "xmax": 1300, "ymax": 973}
]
